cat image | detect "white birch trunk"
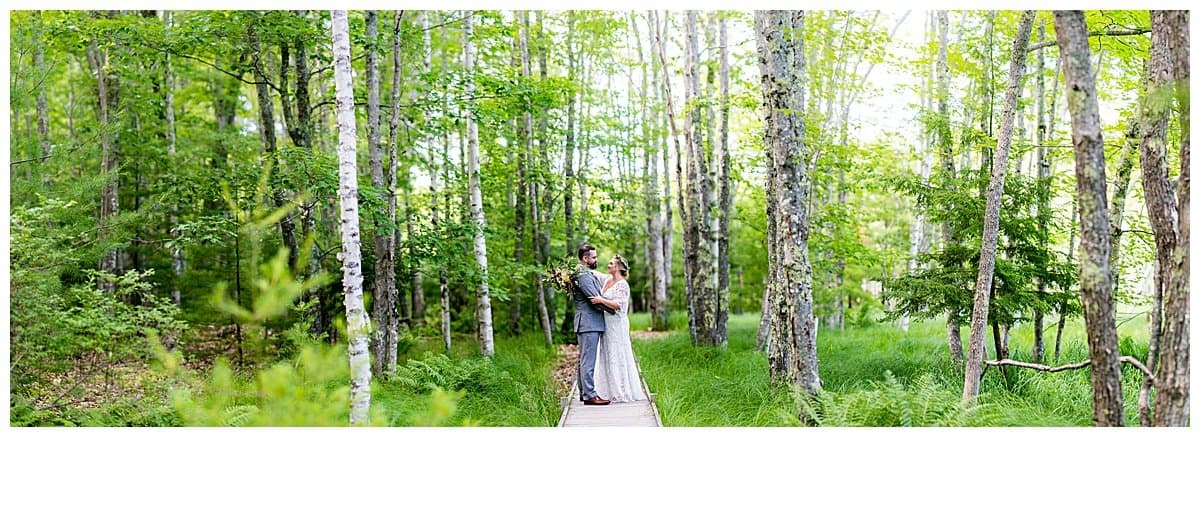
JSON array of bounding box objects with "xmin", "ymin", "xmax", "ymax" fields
[
  {"xmin": 331, "ymin": 9, "xmax": 372, "ymax": 426},
  {"xmin": 463, "ymin": 11, "xmax": 495, "ymax": 357}
]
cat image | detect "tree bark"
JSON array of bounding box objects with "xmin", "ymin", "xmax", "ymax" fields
[
  {"xmin": 164, "ymin": 11, "xmax": 183, "ymax": 306},
  {"xmin": 1055, "ymin": 10, "xmax": 1125, "ymax": 426},
  {"xmin": 1142, "ymin": 10, "xmax": 1189, "ymax": 427},
  {"xmin": 534, "ymin": 11, "xmax": 557, "ymax": 331},
  {"xmin": 331, "ymin": 9, "xmax": 372, "ymax": 426},
  {"xmin": 715, "ymin": 11, "xmax": 732, "ymax": 345},
  {"xmin": 683, "ymin": 11, "xmax": 708, "ymax": 346},
  {"xmin": 249, "ymin": 21, "xmax": 301, "ymax": 273},
  {"xmin": 653, "ymin": 10, "xmax": 689, "ymax": 339},
  {"xmin": 509, "ymin": 12, "xmax": 528, "ymax": 335},
  {"xmin": 438, "ymin": 16, "xmax": 453, "ymax": 353},
  {"xmin": 757, "ymin": 10, "xmax": 821, "ymax": 395},
  {"xmin": 463, "ymin": 11, "xmax": 495, "ymax": 357},
  {"xmin": 635, "ymin": 13, "xmax": 669, "ymax": 332},
  {"xmin": 934, "ymin": 11, "xmax": 963, "ymax": 366},
  {"xmin": 85, "ymin": 12, "xmax": 120, "ymax": 292},
  {"xmin": 365, "ymin": 11, "xmax": 395, "ymax": 377},
  {"xmin": 657, "ymin": 12, "xmax": 675, "ymax": 310},
  {"xmin": 962, "ymin": 10, "xmax": 1035, "ymax": 403},
  {"xmin": 1032, "ymin": 18, "xmax": 1049, "ymax": 363},
  {"xmin": 1108, "ymin": 114, "xmax": 1141, "ymax": 295}
]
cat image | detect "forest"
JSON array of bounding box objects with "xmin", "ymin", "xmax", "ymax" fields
[{"xmin": 6, "ymin": 9, "xmax": 1190, "ymax": 429}]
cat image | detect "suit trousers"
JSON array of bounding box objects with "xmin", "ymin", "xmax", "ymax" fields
[{"xmin": 576, "ymin": 331, "xmax": 602, "ymax": 400}]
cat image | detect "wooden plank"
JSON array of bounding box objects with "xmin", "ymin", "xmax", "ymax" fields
[{"xmin": 557, "ymin": 347, "xmax": 663, "ymax": 427}]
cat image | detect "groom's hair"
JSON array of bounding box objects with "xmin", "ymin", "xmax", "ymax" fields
[{"xmin": 577, "ymin": 244, "xmax": 596, "ymax": 260}]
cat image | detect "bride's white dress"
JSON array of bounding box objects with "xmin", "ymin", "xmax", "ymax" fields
[{"xmin": 593, "ymin": 278, "xmax": 649, "ymax": 403}]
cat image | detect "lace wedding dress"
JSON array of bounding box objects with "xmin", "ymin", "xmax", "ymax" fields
[{"xmin": 593, "ymin": 278, "xmax": 649, "ymax": 403}]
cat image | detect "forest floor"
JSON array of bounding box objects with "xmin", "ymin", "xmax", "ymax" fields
[{"xmin": 18, "ymin": 324, "xmax": 251, "ymax": 413}]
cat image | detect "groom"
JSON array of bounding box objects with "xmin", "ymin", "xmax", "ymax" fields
[{"xmin": 573, "ymin": 244, "xmax": 615, "ymax": 406}]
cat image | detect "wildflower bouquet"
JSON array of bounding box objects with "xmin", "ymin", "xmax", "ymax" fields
[{"xmin": 544, "ymin": 256, "xmax": 582, "ymax": 294}]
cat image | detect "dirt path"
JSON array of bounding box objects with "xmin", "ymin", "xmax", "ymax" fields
[{"xmin": 552, "ymin": 343, "xmax": 580, "ymax": 398}]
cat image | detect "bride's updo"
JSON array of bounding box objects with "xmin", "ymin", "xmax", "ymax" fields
[{"xmin": 613, "ymin": 254, "xmax": 630, "ymax": 277}]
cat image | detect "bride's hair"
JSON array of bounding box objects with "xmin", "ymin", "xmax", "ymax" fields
[{"xmin": 613, "ymin": 254, "xmax": 630, "ymax": 277}]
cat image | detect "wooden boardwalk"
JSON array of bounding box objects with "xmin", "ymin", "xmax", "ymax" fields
[{"xmin": 557, "ymin": 357, "xmax": 662, "ymax": 427}]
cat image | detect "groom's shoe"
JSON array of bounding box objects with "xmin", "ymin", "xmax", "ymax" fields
[{"xmin": 583, "ymin": 396, "xmax": 611, "ymax": 406}]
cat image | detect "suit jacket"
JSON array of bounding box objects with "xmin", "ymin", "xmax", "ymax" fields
[{"xmin": 573, "ymin": 266, "xmax": 615, "ymax": 333}]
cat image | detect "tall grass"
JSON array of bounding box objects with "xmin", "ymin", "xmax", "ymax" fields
[
  {"xmin": 631, "ymin": 311, "xmax": 1154, "ymax": 427},
  {"xmin": 632, "ymin": 314, "xmax": 802, "ymax": 426}
]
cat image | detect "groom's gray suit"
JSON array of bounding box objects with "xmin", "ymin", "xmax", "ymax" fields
[{"xmin": 574, "ymin": 267, "xmax": 615, "ymax": 401}]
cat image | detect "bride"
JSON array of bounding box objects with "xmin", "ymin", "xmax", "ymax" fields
[{"xmin": 588, "ymin": 254, "xmax": 649, "ymax": 403}]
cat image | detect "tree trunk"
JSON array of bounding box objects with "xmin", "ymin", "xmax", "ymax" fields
[
  {"xmin": 962, "ymin": 10, "xmax": 1035, "ymax": 403},
  {"xmin": 1055, "ymin": 10, "xmax": 1124, "ymax": 426},
  {"xmin": 365, "ymin": 11, "xmax": 395, "ymax": 377},
  {"xmin": 403, "ymin": 13, "xmax": 426, "ymax": 330},
  {"xmin": 715, "ymin": 11, "xmax": 732, "ymax": 345},
  {"xmin": 331, "ymin": 9, "xmax": 372, "ymax": 426},
  {"xmin": 1108, "ymin": 114, "xmax": 1141, "ymax": 294},
  {"xmin": 86, "ymin": 14, "xmax": 120, "ymax": 292},
  {"xmin": 653, "ymin": 10, "xmax": 689, "ymax": 340},
  {"xmin": 515, "ymin": 11, "xmax": 551, "ymax": 345},
  {"xmin": 934, "ymin": 11, "xmax": 963, "ymax": 366},
  {"xmin": 34, "ymin": 12, "xmax": 50, "ymax": 161},
  {"xmin": 559, "ymin": 12, "xmax": 579, "ymax": 335},
  {"xmin": 438, "ymin": 17, "xmax": 453, "ymax": 353},
  {"xmin": 508, "ymin": 12, "xmax": 529, "ymax": 335},
  {"xmin": 463, "ymin": 11, "xmax": 495, "ymax": 357},
  {"xmin": 635, "ymin": 13, "xmax": 669, "ymax": 332},
  {"xmin": 1142, "ymin": 10, "xmax": 1189, "ymax": 427},
  {"xmin": 249, "ymin": 22, "xmax": 301, "ymax": 273},
  {"xmin": 164, "ymin": 11, "xmax": 183, "ymax": 306},
  {"xmin": 280, "ymin": 10, "xmax": 326, "ymax": 340},
  {"xmin": 658, "ymin": 12, "xmax": 675, "ymax": 309},
  {"xmin": 757, "ymin": 10, "xmax": 821, "ymax": 396},
  {"xmin": 1032, "ymin": 18, "xmax": 1049, "ymax": 363},
  {"xmin": 683, "ymin": 11, "xmax": 707, "ymax": 346},
  {"xmin": 534, "ymin": 11, "xmax": 557, "ymax": 330}
]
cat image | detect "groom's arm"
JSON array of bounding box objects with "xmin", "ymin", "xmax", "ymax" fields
[{"xmin": 578, "ymin": 274, "xmax": 616, "ymax": 314}]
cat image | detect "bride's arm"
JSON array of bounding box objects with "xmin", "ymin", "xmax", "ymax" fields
[
  {"xmin": 588, "ymin": 295, "xmax": 620, "ymax": 310},
  {"xmin": 589, "ymin": 282, "xmax": 630, "ymax": 313}
]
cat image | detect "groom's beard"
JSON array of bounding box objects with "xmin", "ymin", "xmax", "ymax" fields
[{"xmin": 587, "ymin": 261, "xmax": 597, "ymax": 269}]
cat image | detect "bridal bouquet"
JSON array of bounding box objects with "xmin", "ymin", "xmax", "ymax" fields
[{"xmin": 544, "ymin": 256, "xmax": 581, "ymax": 294}]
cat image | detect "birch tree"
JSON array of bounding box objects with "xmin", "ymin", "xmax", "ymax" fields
[
  {"xmin": 464, "ymin": 11, "xmax": 496, "ymax": 357},
  {"xmin": 330, "ymin": 9, "xmax": 371, "ymax": 425},
  {"xmin": 715, "ymin": 11, "xmax": 732, "ymax": 344},
  {"xmin": 934, "ymin": 10, "xmax": 963, "ymax": 366}
]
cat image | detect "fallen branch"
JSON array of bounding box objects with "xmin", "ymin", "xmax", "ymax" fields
[
  {"xmin": 1027, "ymin": 28, "xmax": 1150, "ymax": 52},
  {"xmin": 984, "ymin": 356, "xmax": 1155, "ymax": 385}
]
